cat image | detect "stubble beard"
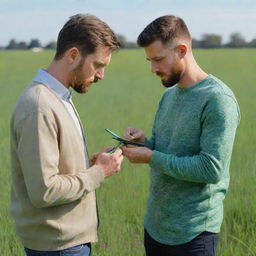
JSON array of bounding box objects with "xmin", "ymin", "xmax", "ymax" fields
[
  {"xmin": 69, "ymin": 59, "xmax": 94, "ymax": 94},
  {"xmin": 160, "ymin": 67, "xmax": 183, "ymax": 88}
]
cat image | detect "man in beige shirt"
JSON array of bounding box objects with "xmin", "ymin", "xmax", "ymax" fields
[{"xmin": 10, "ymin": 14, "xmax": 123, "ymax": 256}]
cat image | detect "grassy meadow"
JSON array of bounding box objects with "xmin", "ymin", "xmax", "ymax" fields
[{"xmin": 0, "ymin": 48, "xmax": 255, "ymax": 255}]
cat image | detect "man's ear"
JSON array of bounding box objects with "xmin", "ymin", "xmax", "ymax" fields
[
  {"xmin": 65, "ymin": 47, "xmax": 81, "ymax": 65},
  {"xmin": 177, "ymin": 44, "xmax": 187, "ymax": 58}
]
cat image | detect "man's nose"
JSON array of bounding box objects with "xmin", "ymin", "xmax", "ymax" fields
[
  {"xmin": 151, "ymin": 63, "xmax": 159, "ymax": 74},
  {"xmin": 96, "ymin": 68, "xmax": 104, "ymax": 80}
]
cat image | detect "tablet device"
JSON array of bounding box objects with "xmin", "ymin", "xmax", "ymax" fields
[{"xmin": 105, "ymin": 128, "xmax": 146, "ymax": 147}]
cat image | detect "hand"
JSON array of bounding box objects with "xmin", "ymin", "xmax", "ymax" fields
[
  {"xmin": 90, "ymin": 147, "xmax": 114, "ymax": 165},
  {"xmin": 95, "ymin": 149, "xmax": 124, "ymax": 178},
  {"xmin": 121, "ymin": 146, "xmax": 152, "ymax": 163},
  {"xmin": 124, "ymin": 127, "xmax": 146, "ymax": 143}
]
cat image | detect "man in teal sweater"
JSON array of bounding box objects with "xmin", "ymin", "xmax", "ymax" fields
[{"xmin": 121, "ymin": 15, "xmax": 240, "ymax": 256}]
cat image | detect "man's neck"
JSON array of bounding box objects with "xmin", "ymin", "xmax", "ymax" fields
[
  {"xmin": 178, "ymin": 57, "xmax": 208, "ymax": 89},
  {"xmin": 46, "ymin": 61, "xmax": 69, "ymax": 88}
]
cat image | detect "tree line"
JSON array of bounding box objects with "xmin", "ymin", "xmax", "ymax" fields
[
  {"xmin": 1, "ymin": 39, "xmax": 56, "ymax": 50},
  {"xmin": 192, "ymin": 33, "xmax": 256, "ymax": 48},
  {"xmin": 2, "ymin": 32, "xmax": 256, "ymax": 50}
]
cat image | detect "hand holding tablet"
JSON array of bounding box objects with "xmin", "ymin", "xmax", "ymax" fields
[{"xmin": 105, "ymin": 128, "xmax": 146, "ymax": 153}]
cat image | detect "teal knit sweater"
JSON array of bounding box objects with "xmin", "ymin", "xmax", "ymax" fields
[{"xmin": 145, "ymin": 75, "xmax": 240, "ymax": 245}]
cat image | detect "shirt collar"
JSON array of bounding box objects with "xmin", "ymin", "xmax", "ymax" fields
[{"xmin": 33, "ymin": 68, "xmax": 71, "ymax": 101}]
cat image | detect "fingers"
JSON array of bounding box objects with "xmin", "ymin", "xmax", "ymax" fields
[
  {"xmin": 120, "ymin": 146, "xmax": 132, "ymax": 158},
  {"xmin": 113, "ymin": 148, "xmax": 123, "ymax": 156},
  {"xmin": 124, "ymin": 127, "xmax": 140, "ymax": 140},
  {"xmin": 100, "ymin": 146, "xmax": 115, "ymax": 154},
  {"xmin": 124, "ymin": 127, "xmax": 136, "ymax": 140},
  {"xmin": 116, "ymin": 154, "xmax": 124, "ymax": 171},
  {"xmin": 112, "ymin": 149, "xmax": 123, "ymax": 171},
  {"xmin": 92, "ymin": 146, "xmax": 116, "ymax": 157},
  {"xmin": 105, "ymin": 147, "xmax": 116, "ymax": 154}
]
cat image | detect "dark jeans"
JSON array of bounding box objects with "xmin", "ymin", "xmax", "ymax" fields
[
  {"xmin": 144, "ymin": 229, "xmax": 219, "ymax": 256},
  {"xmin": 24, "ymin": 243, "xmax": 91, "ymax": 256}
]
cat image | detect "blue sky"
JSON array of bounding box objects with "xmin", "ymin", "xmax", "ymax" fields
[{"xmin": 1, "ymin": 0, "xmax": 256, "ymax": 46}]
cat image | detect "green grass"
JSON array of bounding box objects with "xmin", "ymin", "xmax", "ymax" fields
[{"xmin": 0, "ymin": 49, "xmax": 255, "ymax": 255}]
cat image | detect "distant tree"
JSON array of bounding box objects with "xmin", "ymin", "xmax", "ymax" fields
[
  {"xmin": 28, "ymin": 39, "xmax": 42, "ymax": 49},
  {"xmin": 226, "ymin": 33, "xmax": 247, "ymax": 48},
  {"xmin": 248, "ymin": 38, "xmax": 256, "ymax": 48},
  {"xmin": 116, "ymin": 34, "xmax": 137, "ymax": 49},
  {"xmin": 199, "ymin": 34, "xmax": 222, "ymax": 48},
  {"xmin": 45, "ymin": 41, "xmax": 57, "ymax": 49},
  {"xmin": 6, "ymin": 38, "xmax": 18, "ymax": 49},
  {"xmin": 192, "ymin": 38, "xmax": 200, "ymax": 49},
  {"xmin": 116, "ymin": 34, "xmax": 127, "ymax": 48},
  {"xmin": 16, "ymin": 41, "xmax": 27, "ymax": 50},
  {"xmin": 124, "ymin": 42, "xmax": 138, "ymax": 49}
]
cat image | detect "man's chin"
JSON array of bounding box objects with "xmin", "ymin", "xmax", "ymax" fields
[
  {"xmin": 80, "ymin": 87, "xmax": 90, "ymax": 94},
  {"xmin": 161, "ymin": 79, "xmax": 178, "ymax": 88},
  {"xmin": 161, "ymin": 79, "xmax": 171, "ymax": 88},
  {"xmin": 72, "ymin": 84, "xmax": 90, "ymax": 94}
]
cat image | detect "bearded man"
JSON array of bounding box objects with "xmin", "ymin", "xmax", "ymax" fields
[
  {"xmin": 122, "ymin": 15, "xmax": 240, "ymax": 256},
  {"xmin": 10, "ymin": 14, "xmax": 123, "ymax": 256}
]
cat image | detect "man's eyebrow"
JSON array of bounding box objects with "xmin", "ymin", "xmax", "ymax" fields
[
  {"xmin": 95, "ymin": 61, "xmax": 107, "ymax": 66},
  {"xmin": 146, "ymin": 56, "xmax": 163, "ymax": 61}
]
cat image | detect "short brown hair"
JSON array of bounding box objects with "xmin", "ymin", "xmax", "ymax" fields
[
  {"xmin": 55, "ymin": 14, "xmax": 120, "ymax": 59},
  {"xmin": 137, "ymin": 15, "xmax": 191, "ymax": 47}
]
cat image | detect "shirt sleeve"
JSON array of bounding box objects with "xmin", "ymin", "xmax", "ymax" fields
[
  {"xmin": 149, "ymin": 93, "xmax": 240, "ymax": 184},
  {"xmin": 16, "ymin": 110, "xmax": 104, "ymax": 208},
  {"xmin": 145, "ymin": 92, "xmax": 167, "ymax": 150},
  {"xmin": 145, "ymin": 125, "xmax": 156, "ymax": 150}
]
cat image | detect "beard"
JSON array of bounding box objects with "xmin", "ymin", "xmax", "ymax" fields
[
  {"xmin": 157, "ymin": 66, "xmax": 183, "ymax": 88},
  {"xmin": 69, "ymin": 59, "xmax": 98, "ymax": 94}
]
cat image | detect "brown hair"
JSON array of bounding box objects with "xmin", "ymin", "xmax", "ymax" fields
[
  {"xmin": 54, "ymin": 14, "xmax": 120, "ymax": 60},
  {"xmin": 137, "ymin": 15, "xmax": 191, "ymax": 47}
]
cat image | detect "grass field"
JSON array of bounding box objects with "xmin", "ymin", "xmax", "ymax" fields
[{"xmin": 0, "ymin": 49, "xmax": 255, "ymax": 256}]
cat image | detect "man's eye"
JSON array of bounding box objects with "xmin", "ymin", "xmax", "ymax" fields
[{"xmin": 95, "ymin": 64, "xmax": 105, "ymax": 69}]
